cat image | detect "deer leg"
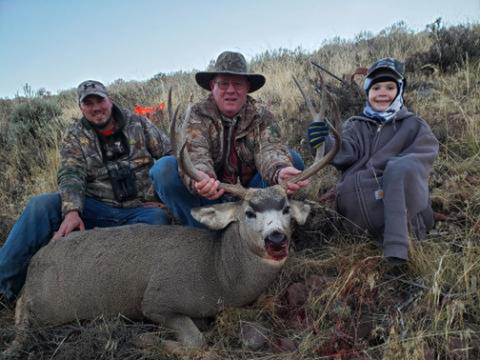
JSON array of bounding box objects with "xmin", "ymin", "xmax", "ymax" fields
[
  {"xmin": 3, "ymin": 295, "xmax": 30, "ymax": 357},
  {"xmin": 142, "ymin": 300, "xmax": 206, "ymax": 351},
  {"xmin": 164, "ymin": 314, "xmax": 206, "ymax": 349}
]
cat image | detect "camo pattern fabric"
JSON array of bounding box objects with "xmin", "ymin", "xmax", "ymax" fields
[
  {"xmin": 58, "ymin": 103, "xmax": 171, "ymax": 217},
  {"xmin": 178, "ymin": 94, "xmax": 292, "ymax": 194},
  {"xmin": 210, "ymin": 51, "xmax": 248, "ymax": 73}
]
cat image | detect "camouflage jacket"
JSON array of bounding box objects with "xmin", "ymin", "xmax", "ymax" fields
[
  {"xmin": 58, "ymin": 103, "xmax": 171, "ymax": 217},
  {"xmin": 179, "ymin": 94, "xmax": 292, "ymax": 194}
]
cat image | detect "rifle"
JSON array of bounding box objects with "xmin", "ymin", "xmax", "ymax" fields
[
  {"xmin": 310, "ymin": 61, "xmax": 347, "ymax": 85},
  {"xmin": 311, "ymin": 61, "xmax": 368, "ymax": 85}
]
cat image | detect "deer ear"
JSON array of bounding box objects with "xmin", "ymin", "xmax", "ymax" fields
[
  {"xmin": 191, "ymin": 203, "xmax": 240, "ymax": 230},
  {"xmin": 289, "ymin": 200, "xmax": 311, "ymax": 225}
]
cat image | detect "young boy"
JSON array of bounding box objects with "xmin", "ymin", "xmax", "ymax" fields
[{"xmin": 308, "ymin": 58, "xmax": 439, "ymax": 263}]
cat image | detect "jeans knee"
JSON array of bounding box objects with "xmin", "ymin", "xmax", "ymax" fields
[
  {"xmin": 134, "ymin": 208, "xmax": 170, "ymax": 225},
  {"xmin": 289, "ymin": 150, "xmax": 305, "ymax": 171},
  {"xmin": 150, "ymin": 156, "xmax": 187, "ymax": 196},
  {"xmin": 150, "ymin": 156, "xmax": 179, "ymax": 185},
  {"xmin": 150, "ymin": 156, "xmax": 177, "ymax": 178},
  {"xmin": 27, "ymin": 193, "xmax": 61, "ymax": 215},
  {"xmin": 152, "ymin": 209, "xmax": 170, "ymax": 225}
]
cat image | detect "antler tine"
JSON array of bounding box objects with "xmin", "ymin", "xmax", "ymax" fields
[
  {"xmin": 292, "ymin": 75, "xmax": 318, "ymax": 121},
  {"xmin": 169, "ymin": 107, "xmax": 180, "ymax": 157},
  {"xmin": 168, "ymin": 87, "xmax": 175, "ymax": 153},
  {"xmin": 315, "ymin": 71, "xmax": 328, "ymax": 159},
  {"xmin": 284, "ymin": 80, "xmax": 341, "ymax": 185},
  {"xmin": 168, "ymin": 87, "xmax": 182, "ymax": 157},
  {"xmin": 178, "ymin": 142, "xmax": 204, "ymax": 182},
  {"xmin": 316, "ymin": 71, "xmax": 327, "ymax": 120},
  {"xmin": 178, "ymin": 143, "xmax": 248, "ymax": 199},
  {"xmin": 168, "ymin": 87, "xmax": 173, "ymax": 123}
]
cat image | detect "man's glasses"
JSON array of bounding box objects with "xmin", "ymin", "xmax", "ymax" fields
[{"xmin": 214, "ymin": 80, "xmax": 248, "ymax": 91}]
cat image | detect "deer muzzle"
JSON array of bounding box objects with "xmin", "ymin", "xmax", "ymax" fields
[{"xmin": 264, "ymin": 230, "xmax": 288, "ymax": 261}]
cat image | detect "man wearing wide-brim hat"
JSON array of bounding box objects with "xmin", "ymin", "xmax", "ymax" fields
[{"xmin": 150, "ymin": 51, "xmax": 308, "ymax": 227}]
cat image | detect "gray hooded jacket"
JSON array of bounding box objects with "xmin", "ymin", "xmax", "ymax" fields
[{"xmin": 324, "ymin": 107, "xmax": 439, "ymax": 259}]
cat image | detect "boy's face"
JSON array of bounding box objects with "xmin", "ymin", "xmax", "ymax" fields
[{"xmin": 368, "ymin": 81, "xmax": 398, "ymax": 112}]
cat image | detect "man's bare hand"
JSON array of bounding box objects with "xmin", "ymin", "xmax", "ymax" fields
[
  {"xmin": 52, "ymin": 210, "xmax": 85, "ymax": 241},
  {"xmin": 194, "ymin": 170, "xmax": 225, "ymax": 200},
  {"xmin": 142, "ymin": 201, "xmax": 166, "ymax": 208},
  {"xmin": 278, "ymin": 166, "xmax": 310, "ymax": 194}
]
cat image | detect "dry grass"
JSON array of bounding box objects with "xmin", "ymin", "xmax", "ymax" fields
[{"xmin": 1, "ymin": 21, "xmax": 480, "ymax": 359}]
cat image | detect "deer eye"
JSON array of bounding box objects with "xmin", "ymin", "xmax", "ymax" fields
[
  {"xmin": 245, "ymin": 210, "xmax": 256, "ymax": 219},
  {"xmin": 283, "ymin": 206, "xmax": 290, "ymax": 215}
]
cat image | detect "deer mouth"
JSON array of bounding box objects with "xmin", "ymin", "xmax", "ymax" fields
[
  {"xmin": 265, "ymin": 241, "xmax": 288, "ymax": 260},
  {"xmin": 264, "ymin": 232, "xmax": 289, "ymax": 261}
]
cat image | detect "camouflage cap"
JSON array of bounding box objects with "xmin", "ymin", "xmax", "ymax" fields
[
  {"xmin": 364, "ymin": 58, "xmax": 407, "ymax": 93},
  {"xmin": 367, "ymin": 58, "xmax": 405, "ymax": 81},
  {"xmin": 195, "ymin": 51, "xmax": 266, "ymax": 93},
  {"xmin": 77, "ymin": 80, "xmax": 109, "ymax": 103}
]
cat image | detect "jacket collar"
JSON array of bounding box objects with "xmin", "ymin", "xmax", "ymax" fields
[{"xmin": 350, "ymin": 107, "xmax": 414, "ymax": 124}]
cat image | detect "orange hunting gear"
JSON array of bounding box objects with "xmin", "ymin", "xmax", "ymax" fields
[{"xmin": 134, "ymin": 103, "xmax": 165, "ymax": 116}]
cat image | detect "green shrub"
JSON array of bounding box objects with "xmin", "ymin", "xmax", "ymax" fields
[
  {"xmin": 3, "ymin": 97, "xmax": 64, "ymax": 180},
  {"xmin": 407, "ymin": 21, "xmax": 480, "ymax": 73}
]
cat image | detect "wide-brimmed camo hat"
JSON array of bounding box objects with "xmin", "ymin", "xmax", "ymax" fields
[{"xmin": 195, "ymin": 51, "xmax": 266, "ymax": 93}]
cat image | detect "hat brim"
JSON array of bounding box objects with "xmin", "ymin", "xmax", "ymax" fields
[
  {"xmin": 367, "ymin": 68, "xmax": 403, "ymax": 81},
  {"xmin": 79, "ymin": 91, "xmax": 108, "ymax": 103},
  {"xmin": 195, "ymin": 71, "xmax": 266, "ymax": 93}
]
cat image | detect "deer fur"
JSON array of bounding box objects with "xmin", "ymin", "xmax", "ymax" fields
[{"xmin": 5, "ymin": 185, "xmax": 309, "ymax": 354}]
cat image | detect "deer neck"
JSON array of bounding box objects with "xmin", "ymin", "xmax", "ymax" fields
[{"xmin": 214, "ymin": 223, "xmax": 284, "ymax": 307}]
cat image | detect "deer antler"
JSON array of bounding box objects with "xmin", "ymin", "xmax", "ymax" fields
[
  {"xmin": 282, "ymin": 75, "xmax": 341, "ymax": 186},
  {"xmin": 168, "ymin": 87, "xmax": 182, "ymax": 157},
  {"xmin": 178, "ymin": 143, "xmax": 248, "ymax": 199}
]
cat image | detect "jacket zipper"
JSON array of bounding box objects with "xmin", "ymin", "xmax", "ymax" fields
[
  {"xmin": 355, "ymin": 122, "xmax": 384, "ymax": 235},
  {"xmin": 372, "ymin": 123, "xmax": 384, "ymax": 152}
]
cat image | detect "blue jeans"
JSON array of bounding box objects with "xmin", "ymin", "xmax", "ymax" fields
[
  {"xmin": 0, "ymin": 193, "xmax": 169, "ymax": 302},
  {"xmin": 150, "ymin": 151, "xmax": 304, "ymax": 228}
]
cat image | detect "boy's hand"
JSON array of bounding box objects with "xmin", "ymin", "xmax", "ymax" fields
[{"xmin": 308, "ymin": 121, "xmax": 329, "ymax": 149}]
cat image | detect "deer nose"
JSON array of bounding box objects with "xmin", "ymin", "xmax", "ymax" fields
[{"xmin": 266, "ymin": 231, "xmax": 286, "ymax": 245}]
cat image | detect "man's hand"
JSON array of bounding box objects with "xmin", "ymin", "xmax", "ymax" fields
[
  {"xmin": 278, "ymin": 166, "xmax": 309, "ymax": 194},
  {"xmin": 194, "ymin": 170, "xmax": 225, "ymax": 200},
  {"xmin": 52, "ymin": 210, "xmax": 85, "ymax": 241},
  {"xmin": 142, "ymin": 202, "xmax": 166, "ymax": 208},
  {"xmin": 308, "ymin": 121, "xmax": 329, "ymax": 149}
]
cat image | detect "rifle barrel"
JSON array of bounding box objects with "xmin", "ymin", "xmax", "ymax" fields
[{"xmin": 311, "ymin": 61, "xmax": 347, "ymax": 85}]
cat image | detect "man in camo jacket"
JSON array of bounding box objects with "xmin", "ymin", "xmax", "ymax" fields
[
  {"xmin": 150, "ymin": 51, "xmax": 308, "ymax": 227},
  {"xmin": 0, "ymin": 80, "xmax": 171, "ymax": 305}
]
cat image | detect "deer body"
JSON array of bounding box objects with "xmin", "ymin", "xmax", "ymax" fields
[
  {"xmin": 20, "ymin": 223, "xmax": 284, "ymax": 326},
  {"xmin": 9, "ymin": 186, "xmax": 309, "ymax": 353}
]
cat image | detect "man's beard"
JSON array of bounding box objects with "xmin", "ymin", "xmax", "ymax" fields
[{"xmin": 89, "ymin": 116, "xmax": 113, "ymax": 130}]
